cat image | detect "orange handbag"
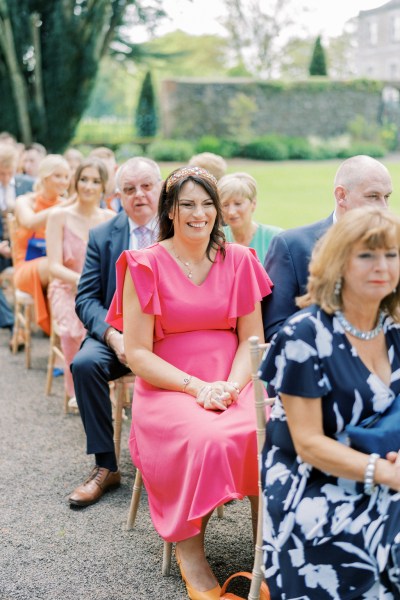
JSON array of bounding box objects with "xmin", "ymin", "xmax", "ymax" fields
[{"xmin": 220, "ymin": 571, "xmax": 270, "ymax": 600}]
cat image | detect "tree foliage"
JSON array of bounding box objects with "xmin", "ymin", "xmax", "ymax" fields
[
  {"xmin": 220, "ymin": 0, "xmax": 309, "ymax": 78},
  {"xmin": 309, "ymin": 35, "xmax": 328, "ymax": 76},
  {"xmin": 135, "ymin": 70, "xmax": 157, "ymax": 137},
  {"xmin": 0, "ymin": 0, "xmax": 164, "ymax": 151}
]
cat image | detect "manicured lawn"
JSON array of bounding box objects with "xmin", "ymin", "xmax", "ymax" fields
[{"xmin": 160, "ymin": 157, "xmax": 400, "ymax": 230}]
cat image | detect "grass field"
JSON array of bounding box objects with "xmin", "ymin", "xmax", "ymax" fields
[{"xmin": 159, "ymin": 157, "xmax": 400, "ymax": 230}]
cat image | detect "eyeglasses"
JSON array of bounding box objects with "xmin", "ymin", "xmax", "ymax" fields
[{"xmin": 122, "ymin": 182, "xmax": 157, "ymax": 196}]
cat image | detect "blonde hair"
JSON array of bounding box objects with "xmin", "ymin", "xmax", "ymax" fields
[
  {"xmin": 89, "ymin": 146, "xmax": 115, "ymax": 161},
  {"xmin": 218, "ymin": 172, "xmax": 257, "ymax": 203},
  {"xmin": 34, "ymin": 154, "xmax": 70, "ymax": 192},
  {"xmin": 188, "ymin": 152, "xmax": 227, "ymax": 181},
  {"xmin": 298, "ymin": 207, "xmax": 400, "ymax": 321}
]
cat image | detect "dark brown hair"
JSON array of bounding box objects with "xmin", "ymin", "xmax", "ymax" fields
[{"xmin": 158, "ymin": 167, "xmax": 226, "ymax": 260}]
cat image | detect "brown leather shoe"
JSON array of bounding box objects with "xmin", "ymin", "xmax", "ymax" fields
[{"xmin": 69, "ymin": 466, "xmax": 121, "ymax": 507}]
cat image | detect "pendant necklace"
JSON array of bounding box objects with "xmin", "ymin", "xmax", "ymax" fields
[
  {"xmin": 334, "ymin": 309, "xmax": 385, "ymax": 340},
  {"xmin": 171, "ymin": 244, "xmax": 193, "ymax": 279}
]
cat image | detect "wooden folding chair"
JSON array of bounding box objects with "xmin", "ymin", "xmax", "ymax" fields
[
  {"xmin": 45, "ymin": 313, "xmax": 69, "ymax": 413},
  {"xmin": 247, "ymin": 336, "xmax": 274, "ymax": 600},
  {"xmin": 7, "ymin": 214, "xmax": 34, "ymax": 368},
  {"xmin": 112, "ymin": 373, "xmax": 135, "ymax": 462}
]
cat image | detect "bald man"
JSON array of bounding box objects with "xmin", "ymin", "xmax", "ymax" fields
[{"xmin": 262, "ymin": 155, "xmax": 392, "ymax": 341}]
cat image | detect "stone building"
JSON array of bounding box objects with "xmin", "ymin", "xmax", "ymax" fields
[{"xmin": 356, "ymin": 0, "xmax": 400, "ymax": 81}]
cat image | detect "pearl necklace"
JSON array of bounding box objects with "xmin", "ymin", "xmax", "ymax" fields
[{"xmin": 334, "ymin": 310, "xmax": 385, "ymax": 340}]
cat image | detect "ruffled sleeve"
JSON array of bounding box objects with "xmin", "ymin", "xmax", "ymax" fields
[
  {"xmin": 260, "ymin": 309, "xmax": 332, "ymax": 398},
  {"xmin": 106, "ymin": 249, "xmax": 161, "ymax": 332},
  {"xmin": 227, "ymin": 245, "xmax": 273, "ymax": 328}
]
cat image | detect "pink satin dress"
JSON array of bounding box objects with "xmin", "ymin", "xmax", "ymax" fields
[
  {"xmin": 47, "ymin": 226, "xmax": 86, "ymax": 398},
  {"xmin": 107, "ymin": 242, "xmax": 272, "ymax": 542}
]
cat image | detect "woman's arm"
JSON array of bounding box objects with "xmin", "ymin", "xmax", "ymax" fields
[
  {"xmin": 15, "ymin": 194, "xmax": 53, "ymax": 229},
  {"xmin": 46, "ymin": 209, "xmax": 80, "ymax": 286},
  {"xmin": 283, "ymin": 392, "xmax": 400, "ymax": 492},
  {"xmin": 227, "ymin": 301, "xmax": 264, "ymax": 391}
]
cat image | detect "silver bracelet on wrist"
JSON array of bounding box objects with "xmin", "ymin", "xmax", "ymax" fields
[
  {"xmin": 106, "ymin": 329, "xmax": 119, "ymax": 346},
  {"xmin": 364, "ymin": 452, "xmax": 379, "ymax": 495},
  {"xmin": 182, "ymin": 375, "xmax": 193, "ymax": 393},
  {"xmin": 228, "ymin": 380, "xmax": 240, "ymax": 393}
]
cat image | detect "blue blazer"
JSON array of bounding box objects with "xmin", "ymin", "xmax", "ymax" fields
[
  {"xmin": 262, "ymin": 214, "xmax": 333, "ymax": 341},
  {"xmin": 75, "ymin": 211, "xmax": 130, "ymax": 342},
  {"xmin": 15, "ymin": 174, "xmax": 35, "ymax": 197}
]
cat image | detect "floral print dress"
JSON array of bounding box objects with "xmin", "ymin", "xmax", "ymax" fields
[{"xmin": 260, "ymin": 304, "xmax": 400, "ymax": 600}]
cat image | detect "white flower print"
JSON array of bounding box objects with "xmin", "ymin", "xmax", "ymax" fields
[
  {"xmin": 295, "ymin": 496, "xmax": 329, "ymax": 540},
  {"xmin": 313, "ymin": 316, "xmax": 333, "ymax": 358},
  {"xmin": 272, "ymin": 351, "xmax": 286, "ymax": 390},
  {"xmin": 298, "ymin": 563, "xmax": 340, "ymax": 598},
  {"xmin": 367, "ymin": 373, "xmax": 393, "ymax": 412},
  {"xmin": 285, "ymin": 339, "xmax": 317, "ymax": 362}
]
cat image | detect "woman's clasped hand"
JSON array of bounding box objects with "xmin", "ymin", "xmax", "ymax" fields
[{"xmin": 195, "ymin": 380, "xmax": 240, "ymax": 410}]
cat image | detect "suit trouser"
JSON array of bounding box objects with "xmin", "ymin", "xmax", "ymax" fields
[
  {"xmin": 71, "ymin": 335, "xmax": 131, "ymax": 455},
  {"xmin": 0, "ymin": 288, "xmax": 13, "ymax": 329}
]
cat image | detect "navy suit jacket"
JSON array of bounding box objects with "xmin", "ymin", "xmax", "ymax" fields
[
  {"xmin": 15, "ymin": 174, "xmax": 35, "ymax": 197},
  {"xmin": 262, "ymin": 214, "xmax": 333, "ymax": 341},
  {"xmin": 75, "ymin": 211, "xmax": 130, "ymax": 342}
]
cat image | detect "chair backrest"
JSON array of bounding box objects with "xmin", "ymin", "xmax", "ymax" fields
[{"xmin": 247, "ymin": 335, "xmax": 273, "ymax": 600}]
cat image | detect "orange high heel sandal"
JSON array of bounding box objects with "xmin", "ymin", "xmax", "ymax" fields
[{"xmin": 176, "ymin": 548, "xmax": 221, "ymax": 600}]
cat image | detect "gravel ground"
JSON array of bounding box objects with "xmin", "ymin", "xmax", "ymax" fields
[{"xmin": 0, "ymin": 328, "xmax": 255, "ymax": 600}]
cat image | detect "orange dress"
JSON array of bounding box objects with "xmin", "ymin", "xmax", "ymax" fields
[{"xmin": 14, "ymin": 194, "xmax": 61, "ymax": 335}]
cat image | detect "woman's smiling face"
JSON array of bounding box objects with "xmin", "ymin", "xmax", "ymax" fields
[{"xmin": 170, "ymin": 180, "xmax": 217, "ymax": 243}]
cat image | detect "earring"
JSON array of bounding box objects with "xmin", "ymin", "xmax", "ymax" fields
[
  {"xmin": 393, "ymin": 288, "xmax": 397, "ymax": 294},
  {"xmin": 334, "ymin": 277, "xmax": 342, "ymax": 297}
]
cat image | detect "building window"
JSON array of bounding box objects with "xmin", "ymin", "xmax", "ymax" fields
[
  {"xmin": 369, "ymin": 21, "xmax": 378, "ymax": 45},
  {"xmin": 393, "ymin": 15, "xmax": 400, "ymax": 41}
]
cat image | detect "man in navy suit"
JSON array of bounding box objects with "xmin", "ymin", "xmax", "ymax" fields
[
  {"xmin": 263, "ymin": 155, "xmax": 393, "ymax": 341},
  {"xmin": 69, "ymin": 157, "xmax": 162, "ymax": 507}
]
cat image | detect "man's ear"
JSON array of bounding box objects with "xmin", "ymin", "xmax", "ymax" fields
[{"xmin": 334, "ymin": 185, "xmax": 347, "ymax": 208}]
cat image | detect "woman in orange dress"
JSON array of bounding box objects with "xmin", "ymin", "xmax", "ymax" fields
[{"xmin": 13, "ymin": 154, "xmax": 71, "ymax": 335}]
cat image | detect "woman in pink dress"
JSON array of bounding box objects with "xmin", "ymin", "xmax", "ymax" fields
[
  {"xmin": 107, "ymin": 166, "xmax": 272, "ymax": 600},
  {"xmin": 46, "ymin": 158, "xmax": 114, "ymax": 403}
]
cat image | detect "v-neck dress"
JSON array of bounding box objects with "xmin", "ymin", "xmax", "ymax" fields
[
  {"xmin": 107, "ymin": 242, "xmax": 273, "ymax": 542},
  {"xmin": 260, "ymin": 304, "xmax": 400, "ymax": 599}
]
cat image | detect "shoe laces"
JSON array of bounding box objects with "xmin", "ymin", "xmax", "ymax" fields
[{"xmin": 85, "ymin": 466, "xmax": 107, "ymax": 485}]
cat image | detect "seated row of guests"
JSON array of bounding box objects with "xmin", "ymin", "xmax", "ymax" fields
[{"xmin": 7, "ymin": 147, "xmax": 400, "ymax": 598}]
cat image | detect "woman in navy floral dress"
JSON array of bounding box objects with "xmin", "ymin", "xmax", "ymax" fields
[{"xmin": 261, "ymin": 207, "xmax": 400, "ymax": 599}]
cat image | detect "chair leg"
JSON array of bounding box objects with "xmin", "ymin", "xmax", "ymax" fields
[
  {"xmin": 126, "ymin": 469, "xmax": 143, "ymax": 530},
  {"xmin": 24, "ymin": 303, "xmax": 32, "ymax": 369},
  {"xmin": 162, "ymin": 541, "xmax": 172, "ymax": 576},
  {"xmin": 45, "ymin": 340, "xmax": 56, "ymax": 396},
  {"xmin": 113, "ymin": 380, "xmax": 124, "ymax": 463},
  {"xmin": 63, "ymin": 390, "xmax": 70, "ymax": 415}
]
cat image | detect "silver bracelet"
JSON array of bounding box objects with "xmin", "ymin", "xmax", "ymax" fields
[
  {"xmin": 182, "ymin": 375, "xmax": 192, "ymax": 393},
  {"xmin": 228, "ymin": 380, "xmax": 240, "ymax": 393},
  {"xmin": 364, "ymin": 452, "xmax": 379, "ymax": 495},
  {"xmin": 106, "ymin": 328, "xmax": 119, "ymax": 346}
]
